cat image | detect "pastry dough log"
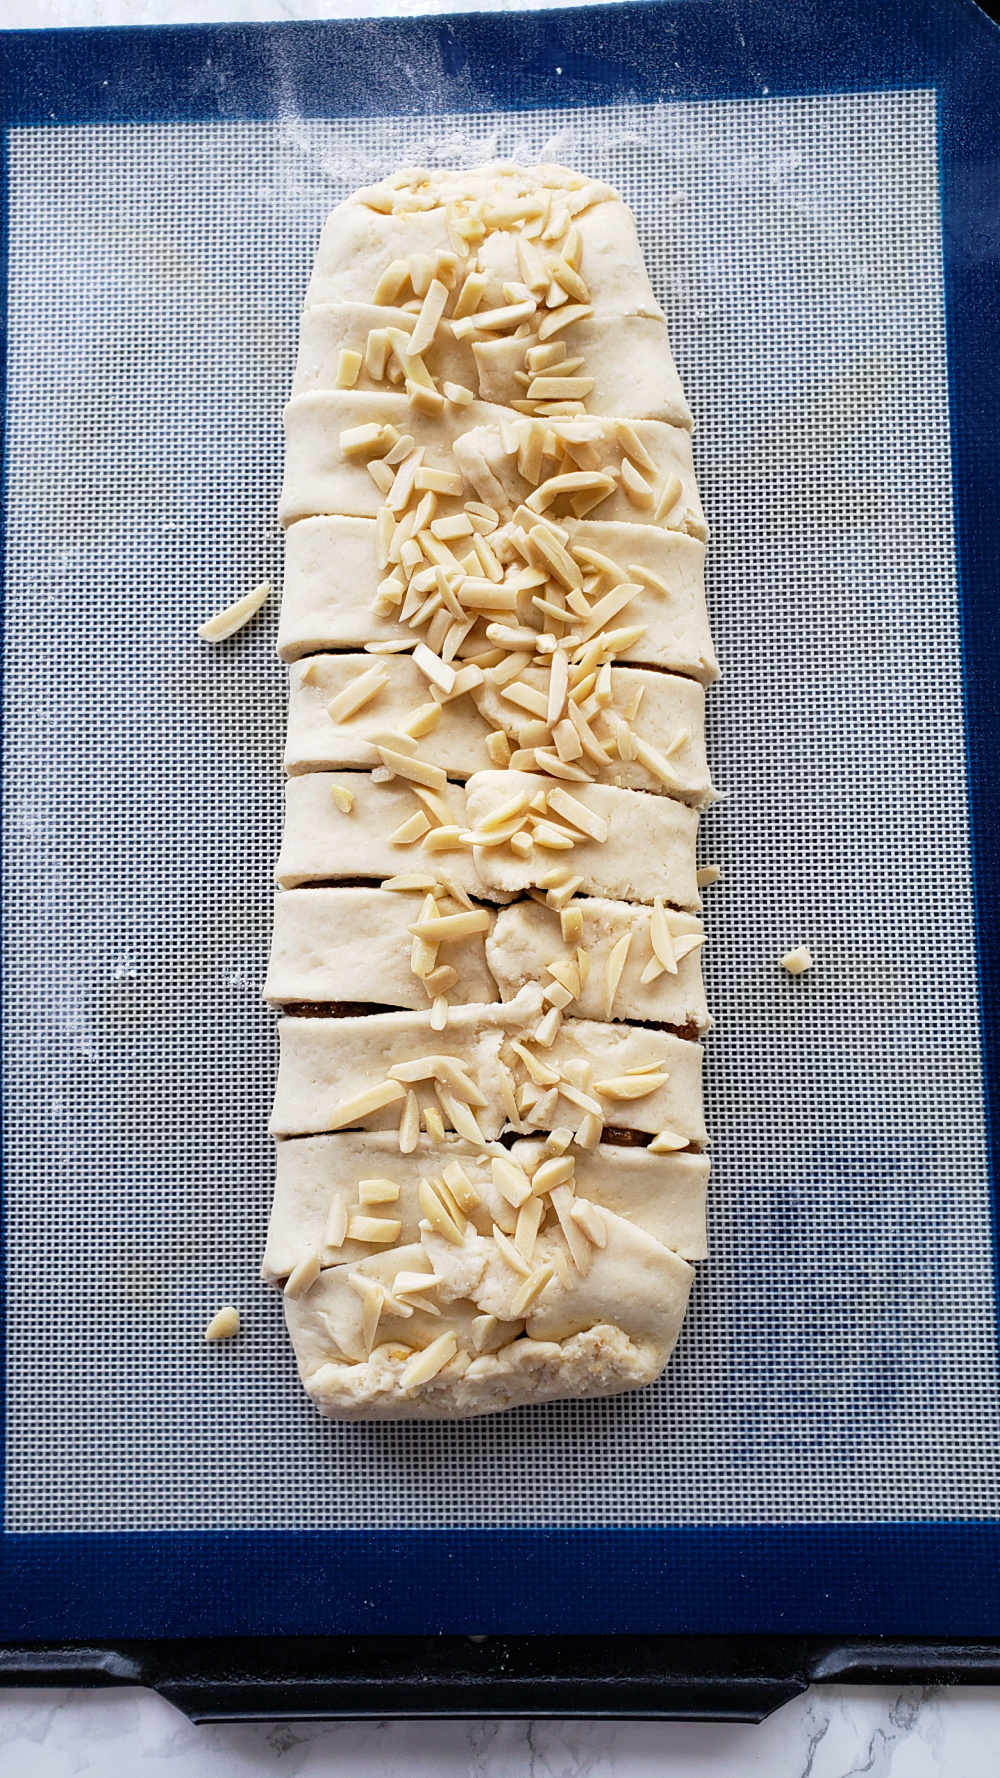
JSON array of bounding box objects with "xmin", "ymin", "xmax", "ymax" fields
[
  {"xmin": 265, "ymin": 163, "xmax": 717, "ymax": 1419},
  {"xmin": 277, "ymin": 516, "xmax": 718, "ymax": 681},
  {"xmin": 285, "ymin": 651, "xmax": 713, "ymax": 804},
  {"xmin": 264, "ymin": 1132, "xmax": 709, "ymax": 1281},
  {"xmin": 279, "ymin": 391, "xmax": 706, "ymax": 534}
]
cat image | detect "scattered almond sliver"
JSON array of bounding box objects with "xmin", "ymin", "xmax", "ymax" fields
[
  {"xmin": 204, "ymin": 1306, "xmax": 241, "ymax": 1342},
  {"xmin": 198, "ymin": 580, "xmax": 269, "ymax": 643}
]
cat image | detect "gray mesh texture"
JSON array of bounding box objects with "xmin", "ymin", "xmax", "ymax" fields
[{"xmin": 5, "ymin": 89, "xmax": 999, "ymax": 1532}]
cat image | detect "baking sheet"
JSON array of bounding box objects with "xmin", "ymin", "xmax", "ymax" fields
[{"xmin": 4, "ymin": 85, "xmax": 998, "ymax": 1535}]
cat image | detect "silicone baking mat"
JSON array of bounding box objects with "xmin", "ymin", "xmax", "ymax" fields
[{"xmin": 1, "ymin": 0, "xmax": 999, "ymax": 1638}]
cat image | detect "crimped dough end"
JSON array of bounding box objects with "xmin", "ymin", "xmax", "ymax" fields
[{"xmin": 301, "ymin": 1323, "xmax": 670, "ymax": 1421}]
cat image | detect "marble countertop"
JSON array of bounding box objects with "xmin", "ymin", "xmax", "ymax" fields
[
  {"xmin": 1, "ymin": 0, "xmax": 998, "ymax": 1771},
  {"xmin": 0, "ymin": 1680, "xmax": 998, "ymax": 1775}
]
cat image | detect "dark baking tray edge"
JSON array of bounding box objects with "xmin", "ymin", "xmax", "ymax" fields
[{"xmin": 0, "ymin": 1636, "xmax": 999, "ymax": 1722}]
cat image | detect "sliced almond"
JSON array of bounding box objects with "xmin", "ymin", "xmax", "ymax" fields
[
  {"xmin": 614, "ymin": 421, "xmax": 655, "ymax": 472},
  {"xmin": 574, "ymin": 1111, "xmax": 603, "ymax": 1150},
  {"xmin": 632, "ymin": 736, "xmax": 683, "ymax": 786},
  {"xmin": 650, "ymin": 897, "xmax": 678, "ymax": 974},
  {"xmin": 485, "ymin": 729, "xmax": 513, "ymax": 767},
  {"xmin": 569, "ymin": 1199, "xmax": 606, "ymax": 1248},
  {"xmin": 205, "ymin": 1305, "xmax": 241, "ymax": 1341},
  {"xmin": 510, "ymin": 1263, "xmax": 555, "ymax": 1318},
  {"xmin": 327, "ymin": 1079, "xmax": 405, "ymax": 1131},
  {"xmin": 452, "ymin": 299, "xmax": 536, "ymax": 339},
  {"xmin": 544, "ymin": 873, "xmax": 584, "ymax": 909},
  {"xmin": 372, "ymin": 258, "xmax": 410, "ymax": 304},
  {"xmin": 782, "ymin": 945, "xmax": 814, "ymax": 975},
  {"xmin": 492, "ymin": 1154, "xmax": 534, "ymax": 1208},
  {"xmin": 390, "ymin": 810, "xmax": 432, "ymax": 845},
  {"xmin": 600, "ymin": 624, "xmax": 647, "ymax": 656},
  {"xmin": 654, "ymin": 473, "xmax": 683, "ymax": 522},
  {"xmin": 407, "ymin": 910, "xmax": 490, "ymax": 942},
  {"xmin": 365, "ymin": 328, "xmax": 390, "ymax": 379},
  {"xmin": 594, "ymin": 1073, "xmax": 669, "ymax": 1100},
  {"xmin": 535, "ymin": 749, "xmax": 593, "ymax": 784},
  {"xmin": 549, "ymin": 1184, "xmax": 591, "ymax": 1274},
  {"xmin": 435, "ymin": 1088, "xmax": 486, "ymax": 1147},
  {"xmin": 530, "ymin": 1155, "xmax": 575, "ymax": 1196},
  {"xmin": 536, "ymin": 302, "xmax": 594, "ymax": 341},
  {"xmin": 546, "ymin": 956, "xmax": 581, "ymax": 999},
  {"xmin": 492, "ymin": 1224, "xmax": 533, "ymax": 1278},
  {"xmin": 526, "ymin": 341, "xmax": 567, "ymax": 372},
  {"xmin": 358, "ymin": 1179, "xmax": 400, "ymax": 1206},
  {"xmin": 339, "ymin": 422, "xmax": 385, "ymax": 457},
  {"xmin": 382, "ymin": 872, "xmax": 437, "ymax": 894},
  {"xmin": 551, "ymin": 1248, "xmax": 574, "ymax": 1292},
  {"xmin": 377, "ymin": 748, "xmax": 448, "ymax": 792},
  {"xmin": 546, "ymin": 786, "xmax": 608, "ymax": 842},
  {"xmin": 553, "ymin": 718, "xmax": 584, "ymax": 762},
  {"xmin": 284, "ymin": 1253, "xmax": 321, "ymax": 1299},
  {"xmin": 442, "ymin": 1160, "xmax": 481, "ymax": 1212},
  {"xmin": 673, "ymin": 934, "xmax": 707, "ymax": 962},
  {"xmin": 408, "ymin": 381, "xmax": 445, "ymax": 416},
  {"xmin": 527, "ymin": 376, "xmax": 594, "ymax": 402},
  {"xmin": 452, "ymin": 269, "xmax": 488, "ymax": 319},
  {"xmin": 407, "ymin": 277, "xmax": 449, "ymax": 356},
  {"xmin": 621, "ymin": 458, "xmax": 654, "ymax": 508},
  {"xmin": 197, "ymin": 580, "xmax": 269, "ymax": 643},
  {"xmin": 419, "ymin": 1176, "xmax": 464, "ymax": 1245},
  {"xmin": 576, "ymin": 581, "xmax": 641, "ymax": 643},
  {"xmin": 526, "ymin": 470, "xmax": 614, "ymax": 514},
  {"xmin": 387, "ymin": 1054, "xmax": 487, "ymax": 1105},
  {"xmin": 543, "ymin": 981, "xmax": 573, "ymax": 1011},
  {"xmin": 402, "ymin": 702, "xmax": 444, "ymax": 741},
  {"xmin": 346, "ymin": 1214, "xmax": 402, "ymax": 1245},
  {"xmin": 527, "ymin": 527, "xmax": 583, "ymax": 591},
  {"xmin": 424, "ymin": 965, "xmax": 459, "ymax": 996},
  {"xmin": 366, "ymin": 462, "xmax": 393, "ymax": 497},
  {"xmin": 531, "ymin": 819, "xmax": 576, "ymax": 848},
  {"xmin": 401, "ymin": 1329, "xmax": 458, "ymax": 1389},
  {"xmin": 500, "ymin": 680, "xmax": 549, "ymax": 721},
  {"xmin": 335, "ymin": 347, "xmax": 363, "ymax": 389},
  {"xmin": 324, "ymin": 663, "xmax": 389, "ymax": 725},
  {"xmin": 398, "ymin": 1088, "xmax": 420, "ymax": 1154},
  {"xmin": 422, "ymin": 825, "xmax": 467, "ymax": 852},
  {"xmin": 348, "ymin": 1274, "xmax": 385, "ymax": 1354},
  {"xmin": 324, "ymin": 1192, "xmax": 349, "ymax": 1249},
  {"xmin": 514, "ymin": 1194, "xmax": 544, "ymax": 1262},
  {"xmin": 386, "ymin": 445, "xmax": 425, "ymax": 514},
  {"xmin": 649, "ymin": 1127, "xmax": 688, "ymax": 1153},
  {"xmin": 560, "ymin": 906, "xmax": 583, "ymax": 943},
  {"xmin": 533, "ymin": 1005, "xmax": 563, "ymax": 1047},
  {"xmin": 411, "ymin": 642, "xmax": 456, "ymax": 695},
  {"xmin": 558, "ymin": 1082, "xmax": 603, "ymax": 1118}
]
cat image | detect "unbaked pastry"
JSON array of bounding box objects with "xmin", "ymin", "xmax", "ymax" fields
[
  {"xmin": 277, "ymin": 514, "xmax": 718, "ymax": 682},
  {"xmin": 265, "ymin": 163, "xmax": 716, "ymax": 1418}
]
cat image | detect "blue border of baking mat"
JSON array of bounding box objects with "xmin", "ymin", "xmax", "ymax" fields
[{"xmin": 1, "ymin": 0, "xmax": 999, "ymax": 1638}]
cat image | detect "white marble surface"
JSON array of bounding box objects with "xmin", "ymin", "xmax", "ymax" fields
[
  {"xmin": 3, "ymin": 0, "xmax": 599, "ymax": 22},
  {"xmin": 1, "ymin": 1683, "xmax": 1000, "ymax": 1775},
  {"xmin": 1, "ymin": 0, "xmax": 999, "ymax": 1770}
]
